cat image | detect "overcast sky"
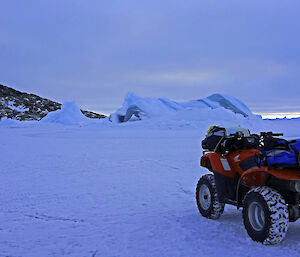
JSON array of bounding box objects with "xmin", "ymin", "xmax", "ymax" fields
[{"xmin": 0, "ymin": 0, "xmax": 300, "ymax": 115}]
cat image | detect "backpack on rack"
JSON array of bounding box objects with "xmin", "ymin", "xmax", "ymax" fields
[
  {"xmin": 202, "ymin": 126, "xmax": 226, "ymax": 153},
  {"xmin": 260, "ymin": 139, "xmax": 300, "ymax": 168},
  {"xmin": 202, "ymin": 126, "xmax": 259, "ymax": 153}
]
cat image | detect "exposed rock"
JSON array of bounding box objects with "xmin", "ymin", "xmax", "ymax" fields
[
  {"xmin": 81, "ymin": 110, "xmax": 106, "ymax": 119},
  {"xmin": 0, "ymin": 84, "xmax": 106, "ymax": 121}
]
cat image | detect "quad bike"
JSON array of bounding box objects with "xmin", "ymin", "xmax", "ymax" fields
[{"xmin": 196, "ymin": 127, "xmax": 300, "ymax": 245}]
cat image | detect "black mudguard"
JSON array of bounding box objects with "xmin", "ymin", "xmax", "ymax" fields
[{"xmin": 213, "ymin": 171, "xmax": 240, "ymax": 204}]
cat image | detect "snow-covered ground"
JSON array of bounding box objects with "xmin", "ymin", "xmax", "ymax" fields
[
  {"xmin": 1, "ymin": 121, "xmax": 300, "ymax": 257},
  {"xmin": 1, "ymin": 95, "xmax": 300, "ymax": 257}
]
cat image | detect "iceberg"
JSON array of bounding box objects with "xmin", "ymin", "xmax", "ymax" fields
[{"xmin": 109, "ymin": 92, "xmax": 256, "ymax": 123}]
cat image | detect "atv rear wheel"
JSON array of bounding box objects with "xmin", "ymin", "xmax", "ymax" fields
[
  {"xmin": 242, "ymin": 186, "xmax": 289, "ymax": 245},
  {"xmin": 196, "ymin": 174, "xmax": 225, "ymax": 219}
]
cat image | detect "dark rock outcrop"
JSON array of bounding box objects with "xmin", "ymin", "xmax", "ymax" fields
[{"xmin": 0, "ymin": 84, "xmax": 106, "ymax": 121}]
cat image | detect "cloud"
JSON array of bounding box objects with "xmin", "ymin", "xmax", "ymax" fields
[
  {"xmin": 0, "ymin": 0, "xmax": 300, "ymax": 115},
  {"xmin": 132, "ymin": 70, "xmax": 218, "ymax": 84}
]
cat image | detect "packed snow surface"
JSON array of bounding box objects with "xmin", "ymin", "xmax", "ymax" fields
[{"xmin": 1, "ymin": 94, "xmax": 300, "ymax": 257}]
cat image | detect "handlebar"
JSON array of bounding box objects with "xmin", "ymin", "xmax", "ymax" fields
[{"xmin": 260, "ymin": 132, "xmax": 284, "ymax": 137}]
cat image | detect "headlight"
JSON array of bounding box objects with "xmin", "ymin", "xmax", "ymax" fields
[{"xmin": 294, "ymin": 181, "xmax": 300, "ymax": 193}]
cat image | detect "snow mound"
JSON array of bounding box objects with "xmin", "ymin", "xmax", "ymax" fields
[
  {"xmin": 109, "ymin": 92, "xmax": 257, "ymax": 124},
  {"xmin": 41, "ymin": 101, "xmax": 90, "ymax": 125}
]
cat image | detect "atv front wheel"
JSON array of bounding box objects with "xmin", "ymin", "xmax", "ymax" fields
[
  {"xmin": 242, "ymin": 186, "xmax": 289, "ymax": 245},
  {"xmin": 196, "ymin": 174, "xmax": 225, "ymax": 219}
]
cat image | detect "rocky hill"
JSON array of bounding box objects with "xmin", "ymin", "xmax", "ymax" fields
[{"xmin": 0, "ymin": 84, "xmax": 106, "ymax": 121}]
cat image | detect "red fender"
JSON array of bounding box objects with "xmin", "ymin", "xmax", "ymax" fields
[
  {"xmin": 240, "ymin": 166, "xmax": 300, "ymax": 187},
  {"xmin": 201, "ymin": 152, "xmax": 235, "ymax": 178}
]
